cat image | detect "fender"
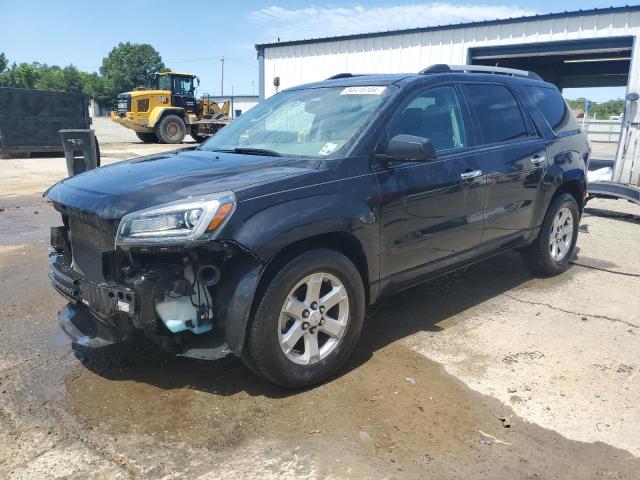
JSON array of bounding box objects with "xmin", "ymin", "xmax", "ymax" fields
[
  {"xmin": 534, "ymin": 150, "xmax": 586, "ymax": 226},
  {"xmin": 230, "ymin": 191, "xmax": 379, "ymax": 280},
  {"xmin": 148, "ymin": 107, "xmax": 185, "ymax": 128},
  {"xmin": 214, "ymin": 190, "xmax": 380, "ymax": 356}
]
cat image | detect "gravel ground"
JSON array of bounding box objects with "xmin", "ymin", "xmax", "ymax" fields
[{"xmin": 0, "ymin": 118, "xmax": 639, "ymax": 478}]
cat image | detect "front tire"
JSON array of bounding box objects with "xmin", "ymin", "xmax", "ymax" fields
[
  {"xmin": 245, "ymin": 249, "xmax": 365, "ymax": 388},
  {"xmin": 155, "ymin": 114, "xmax": 186, "ymax": 144},
  {"xmin": 521, "ymin": 193, "xmax": 580, "ymax": 276}
]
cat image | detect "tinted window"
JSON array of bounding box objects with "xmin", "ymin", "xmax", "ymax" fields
[
  {"xmin": 465, "ymin": 84, "xmax": 528, "ymax": 144},
  {"xmin": 527, "ymin": 86, "xmax": 579, "ymax": 134},
  {"xmin": 388, "ymin": 86, "xmax": 467, "ymax": 153}
]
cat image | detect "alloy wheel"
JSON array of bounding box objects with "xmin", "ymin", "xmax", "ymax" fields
[
  {"xmin": 278, "ymin": 272, "xmax": 350, "ymax": 365},
  {"xmin": 549, "ymin": 206, "xmax": 574, "ymax": 261}
]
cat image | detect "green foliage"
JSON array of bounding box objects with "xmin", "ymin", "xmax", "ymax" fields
[
  {"xmin": 100, "ymin": 42, "xmax": 166, "ymax": 99},
  {"xmin": 566, "ymin": 97, "xmax": 625, "ymax": 119},
  {"xmin": 0, "ymin": 43, "xmax": 166, "ymax": 109}
]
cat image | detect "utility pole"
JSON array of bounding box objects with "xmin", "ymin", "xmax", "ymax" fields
[
  {"xmin": 252, "ymin": 80, "xmax": 255, "ymax": 96},
  {"xmin": 220, "ymin": 56, "xmax": 225, "ymax": 97}
]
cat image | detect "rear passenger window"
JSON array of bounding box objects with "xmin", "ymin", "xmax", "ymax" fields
[
  {"xmin": 464, "ymin": 84, "xmax": 528, "ymax": 144},
  {"xmin": 527, "ymin": 86, "xmax": 579, "ymax": 134}
]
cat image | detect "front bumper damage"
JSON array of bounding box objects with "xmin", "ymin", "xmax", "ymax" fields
[{"xmin": 49, "ymin": 221, "xmax": 261, "ymax": 361}]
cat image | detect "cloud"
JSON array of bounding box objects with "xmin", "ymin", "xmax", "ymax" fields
[{"xmin": 249, "ymin": 3, "xmax": 537, "ymax": 42}]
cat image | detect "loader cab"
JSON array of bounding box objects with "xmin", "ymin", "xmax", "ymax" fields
[{"xmin": 155, "ymin": 72, "xmax": 198, "ymax": 113}]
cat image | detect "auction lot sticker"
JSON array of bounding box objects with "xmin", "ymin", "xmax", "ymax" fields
[{"xmin": 341, "ymin": 86, "xmax": 386, "ymax": 95}]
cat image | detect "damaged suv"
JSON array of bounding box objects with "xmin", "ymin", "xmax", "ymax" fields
[{"xmin": 46, "ymin": 65, "xmax": 588, "ymax": 388}]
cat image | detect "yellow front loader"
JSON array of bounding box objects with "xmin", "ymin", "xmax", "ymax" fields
[{"xmin": 111, "ymin": 72, "xmax": 231, "ymax": 144}]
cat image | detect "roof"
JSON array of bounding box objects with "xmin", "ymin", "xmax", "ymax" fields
[
  {"xmin": 287, "ymin": 74, "xmax": 413, "ymax": 90},
  {"xmin": 155, "ymin": 72, "xmax": 196, "ymax": 77},
  {"xmin": 208, "ymin": 95, "xmax": 259, "ymax": 100},
  {"xmin": 256, "ymin": 5, "xmax": 640, "ymax": 51},
  {"xmin": 283, "ymin": 70, "xmax": 547, "ymax": 92}
]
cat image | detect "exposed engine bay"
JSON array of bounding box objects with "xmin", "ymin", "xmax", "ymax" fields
[{"xmin": 48, "ymin": 202, "xmax": 254, "ymax": 360}]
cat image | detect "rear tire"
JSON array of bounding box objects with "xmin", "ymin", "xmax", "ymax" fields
[
  {"xmin": 521, "ymin": 193, "xmax": 579, "ymax": 276},
  {"xmin": 190, "ymin": 126, "xmax": 208, "ymax": 143},
  {"xmin": 155, "ymin": 114, "xmax": 186, "ymax": 144},
  {"xmin": 135, "ymin": 132, "xmax": 158, "ymax": 143},
  {"xmin": 245, "ymin": 249, "xmax": 365, "ymax": 388}
]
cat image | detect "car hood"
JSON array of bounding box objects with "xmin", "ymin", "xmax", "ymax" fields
[{"xmin": 45, "ymin": 148, "xmax": 320, "ymax": 220}]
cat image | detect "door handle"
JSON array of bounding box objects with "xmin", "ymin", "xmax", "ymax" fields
[
  {"xmin": 531, "ymin": 155, "xmax": 546, "ymax": 166},
  {"xmin": 460, "ymin": 169, "xmax": 483, "ymax": 181}
]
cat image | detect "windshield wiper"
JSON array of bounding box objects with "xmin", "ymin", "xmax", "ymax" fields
[{"xmin": 232, "ymin": 147, "xmax": 281, "ymax": 157}]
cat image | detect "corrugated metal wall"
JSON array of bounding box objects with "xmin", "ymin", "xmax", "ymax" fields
[{"xmin": 261, "ymin": 10, "xmax": 640, "ymax": 99}]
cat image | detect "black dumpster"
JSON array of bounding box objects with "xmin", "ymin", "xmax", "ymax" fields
[{"xmin": 0, "ymin": 88, "xmax": 91, "ymax": 157}]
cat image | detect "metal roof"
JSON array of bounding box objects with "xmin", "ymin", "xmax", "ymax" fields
[{"xmin": 255, "ymin": 5, "xmax": 640, "ymax": 51}]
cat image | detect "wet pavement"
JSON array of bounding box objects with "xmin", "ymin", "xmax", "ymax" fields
[{"xmin": 1, "ymin": 119, "xmax": 639, "ymax": 478}]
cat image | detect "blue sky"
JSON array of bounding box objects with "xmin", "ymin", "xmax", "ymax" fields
[{"xmin": 0, "ymin": 0, "xmax": 632, "ymax": 101}]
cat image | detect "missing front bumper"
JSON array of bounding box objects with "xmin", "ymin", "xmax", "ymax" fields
[{"xmin": 58, "ymin": 303, "xmax": 121, "ymax": 348}]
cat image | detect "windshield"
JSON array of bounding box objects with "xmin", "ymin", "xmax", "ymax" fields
[
  {"xmin": 157, "ymin": 75, "xmax": 171, "ymax": 91},
  {"xmin": 200, "ymin": 86, "xmax": 390, "ymax": 158}
]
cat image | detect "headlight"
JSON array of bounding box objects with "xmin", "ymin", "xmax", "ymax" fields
[{"xmin": 116, "ymin": 192, "xmax": 235, "ymax": 247}]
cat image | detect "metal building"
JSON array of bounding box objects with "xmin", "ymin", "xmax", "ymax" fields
[
  {"xmin": 256, "ymin": 5, "xmax": 640, "ymax": 187},
  {"xmin": 208, "ymin": 95, "xmax": 259, "ymax": 118}
]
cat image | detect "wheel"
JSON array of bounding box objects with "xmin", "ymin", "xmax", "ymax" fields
[
  {"xmin": 245, "ymin": 249, "xmax": 365, "ymax": 388},
  {"xmin": 190, "ymin": 126, "xmax": 208, "ymax": 143},
  {"xmin": 155, "ymin": 114, "xmax": 186, "ymax": 144},
  {"xmin": 521, "ymin": 193, "xmax": 579, "ymax": 276},
  {"xmin": 135, "ymin": 132, "xmax": 158, "ymax": 143}
]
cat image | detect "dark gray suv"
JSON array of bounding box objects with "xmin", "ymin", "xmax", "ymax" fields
[{"xmin": 46, "ymin": 64, "xmax": 588, "ymax": 388}]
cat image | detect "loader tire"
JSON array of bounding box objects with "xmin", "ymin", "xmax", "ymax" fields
[
  {"xmin": 191, "ymin": 126, "xmax": 207, "ymax": 143},
  {"xmin": 155, "ymin": 114, "xmax": 186, "ymax": 144},
  {"xmin": 135, "ymin": 132, "xmax": 158, "ymax": 143}
]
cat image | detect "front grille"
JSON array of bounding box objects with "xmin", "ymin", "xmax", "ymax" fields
[
  {"xmin": 117, "ymin": 93, "xmax": 131, "ymax": 115},
  {"xmin": 69, "ymin": 217, "xmax": 115, "ymax": 282}
]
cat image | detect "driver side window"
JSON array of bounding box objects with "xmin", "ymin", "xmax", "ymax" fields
[
  {"xmin": 173, "ymin": 77, "xmax": 193, "ymax": 96},
  {"xmin": 388, "ymin": 85, "xmax": 468, "ymax": 153}
]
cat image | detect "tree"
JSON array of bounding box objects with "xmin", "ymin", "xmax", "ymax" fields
[
  {"xmin": 100, "ymin": 42, "xmax": 166, "ymax": 97},
  {"xmin": 80, "ymin": 71, "xmax": 111, "ymax": 108},
  {"xmin": 0, "ymin": 52, "xmax": 7, "ymax": 73},
  {"xmin": 0, "ymin": 44, "xmax": 166, "ymax": 110},
  {"xmin": 0, "ymin": 62, "xmax": 39, "ymax": 88}
]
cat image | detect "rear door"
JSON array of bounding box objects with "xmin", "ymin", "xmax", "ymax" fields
[
  {"xmin": 461, "ymin": 82, "xmax": 547, "ymax": 249},
  {"xmin": 375, "ymin": 84, "xmax": 486, "ymax": 292}
]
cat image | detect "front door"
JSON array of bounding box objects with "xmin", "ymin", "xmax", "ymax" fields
[
  {"xmin": 375, "ymin": 84, "xmax": 486, "ymax": 293},
  {"xmin": 171, "ymin": 76, "xmax": 197, "ymax": 113}
]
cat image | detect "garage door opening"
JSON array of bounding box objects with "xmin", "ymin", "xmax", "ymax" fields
[{"xmin": 470, "ymin": 37, "xmax": 634, "ymax": 168}]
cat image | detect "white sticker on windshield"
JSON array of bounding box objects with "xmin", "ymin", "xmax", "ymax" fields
[
  {"xmin": 340, "ymin": 86, "xmax": 386, "ymax": 95},
  {"xmin": 319, "ymin": 143, "xmax": 338, "ymax": 155}
]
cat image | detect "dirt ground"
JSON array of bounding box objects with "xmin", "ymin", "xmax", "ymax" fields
[{"xmin": 0, "ymin": 118, "xmax": 639, "ymax": 479}]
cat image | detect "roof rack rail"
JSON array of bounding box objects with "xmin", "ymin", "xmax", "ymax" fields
[
  {"xmin": 419, "ymin": 64, "xmax": 542, "ymax": 81},
  {"xmin": 326, "ymin": 73, "xmax": 356, "ymax": 80}
]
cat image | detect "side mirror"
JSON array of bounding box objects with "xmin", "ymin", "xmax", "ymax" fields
[{"xmin": 383, "ymin": 134, "xmax": 437, "ymax": 162}]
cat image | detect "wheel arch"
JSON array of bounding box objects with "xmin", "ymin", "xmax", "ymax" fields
[
  {"xmin": 257, "ymin": 231, "xmax": 370, "ymax": 308},
  {"xmin": 217, "ymin": 231, "xmax": 371, "ymax": 358},
  {"xmin": 148, "ymin": 106, "xmax": 187, "ymax": 128},
  {"xmin": 553, "ymin": 173, "xmax": 587, "ymax": 214}
]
